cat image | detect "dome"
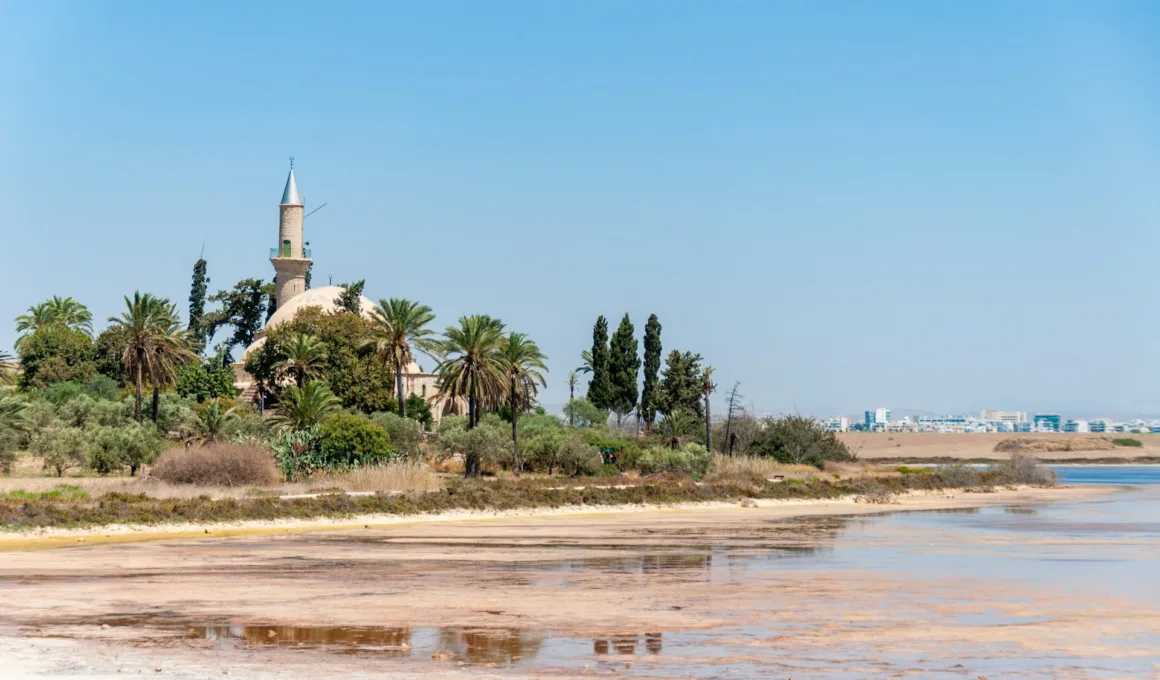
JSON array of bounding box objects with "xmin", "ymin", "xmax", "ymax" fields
[{"xmin": 262, "ymin": 285, "xmax": 377, "ymax": 331}]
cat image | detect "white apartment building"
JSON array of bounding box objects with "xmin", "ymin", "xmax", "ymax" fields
[
  {"xmin": 980, "ymin": 409, "xmax": 1028, "ymax": 424},
  {"xmin": 1063, "ymin": 420, "xmax": 1090, "ymax": 433},
  {"xmin": 864, "ymin": 408, "xmax": 891, "ymax": 430}
]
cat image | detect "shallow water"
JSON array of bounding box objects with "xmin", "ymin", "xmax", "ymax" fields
[{"xmin": 10, "ymin": 470, "xmax": 1160, "ymax": 679}]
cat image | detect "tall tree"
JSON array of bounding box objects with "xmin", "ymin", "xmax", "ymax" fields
[
  {"xmin": 203, "ymin": 279, "xmax": 268, "ymax": 357},
  {"xmin": 607, "ymin": 314, "xmax": 639, "ymax": 427},
  {"xmin": 497, "ymin": 332, "xmax": 548, "ymax": 476},
  {"xmin": 723, "ymin": 382, "xmax": 743, "ymax": 455},
  {"xmin": 435, "ymin": 315, "xmax": 505, "ymax": 444},
  {"xmin": 363, "ymin": 298, "xmax": 440, "ymax": 418},
  {"xmin": 640, "ymin": 314, "xmax": 662, "ymax": 432},
  {"xmin": 273, "ymin": 333, "xmax": 329, "ymax": 388},
  {"xmin": 305, "ymin": 262, "xmax": 313, "ymax": 290},
  {"xmin": 566, "ymin": 370, "xmax": 580, "ymax": 427},
  {"xmin": 701, "ymin": 366, "xmax": 715, "ymax": 451},
  {"xmin": 658, "ymin": 350, "xmax": 704, "ymax": 418},
  {"xmin": 107, "ymin": 293, "xmax": 176, "ymax": 422},
  {"xmin": 187, "ymin": 259, "xmax": 209, "ymax": 346},
  {"xmin": 147, "ymin": 301, "xmax": 198, "ymax": 423},
  {"xmin": 335, "ymin": 280, "xmax": 366, "ymax": 315},
  {"xmin": 587, "ymin": 316, "xmax": 612, "ymax": 411}
]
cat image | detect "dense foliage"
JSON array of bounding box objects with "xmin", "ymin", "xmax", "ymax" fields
[
  {"xmin": 640, "ymin": 314, "xmax": 662, "ymax": 428},
  {"xmin": 18, "ymin": 325, "xmax": 97, "ymax": 389},
  {"xmin": 176, "ymin": 360, "xmax": 238, "ymax": 402}
]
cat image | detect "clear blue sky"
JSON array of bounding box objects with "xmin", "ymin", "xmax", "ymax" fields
[{"xmin": 3, "ymin": 1, "xmax": 1160, "ymax": 417}]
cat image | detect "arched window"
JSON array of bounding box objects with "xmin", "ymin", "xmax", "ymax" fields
[{"xmin": 281, "ymin": 239, "xmax": 291, "ymax": 257}]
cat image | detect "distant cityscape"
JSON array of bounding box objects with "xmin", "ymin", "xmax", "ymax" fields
[{"xmin": 821, "ymin": 408, "xmax": 1160, "ymax": 434}]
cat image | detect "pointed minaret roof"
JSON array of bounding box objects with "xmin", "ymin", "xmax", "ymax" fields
[{"xmin": 280, "ymin": 167, "xmax": 303, "ymax": 206}]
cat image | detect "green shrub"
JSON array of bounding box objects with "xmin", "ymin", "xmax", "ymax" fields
[
  {"xmin": 369, "ymin": 411, "xmax": 424, "ymax": 459},
  {"xmin": 557, "ymin": 437, "xmax": 602, "ymax": 476},
  {"xmin": 31, "ymin": 427, "xmax": 89, "ymax": 477},
  {"xmin": 526, "ymin": 429, "xmax": 566, "ymax": 474},
  {"xmin": 268, "ymin": 428, "xmax": 322, "ymax": 481},
  {"xmin": 176, "ymin": 361, "xmax": 239, "ymax": 403},
  {"xmin": 435, "ymin": 414, "xmax": 509, "ymax": 476},
  {"xmin": 0, "ymin": 484, "xmax": 90, "ymax": 501},
  {"xmin": 751, "ymin": 415, "xmax": 852, "ymax": 469},
  {"xmin": 896, "ymin": 466, "xmax": 933, "ymax": 475},
  {"xmin": 637, "ymin": 443, "xmax": 711, "ymax": 479},
  {"xmin": 1113, "ymin": 437, "xmax": 1143, "ymax": 447},
  {"xmin": 582, "ymin": 429, "xmax": 644, "ymax": 468},
  {"xmin": 41, "ymin": 381, "xmax": 87, "ymax": 406},
  {"xmin": 317, "ymin": 413, "xmax": 400, "ymax": 469},
  {"xmin": 89, "ymin": 423, "xmax": 168, "ymax": 476},
  {"xmin": 562, "ymin": 398, "xmax": 608, "ymax": 428}
]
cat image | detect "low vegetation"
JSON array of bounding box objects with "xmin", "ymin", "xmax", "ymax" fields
[
  {"xmin": 1112, "ymin": 437, "xmax": 1143, "ymax": 447},
  {"xmin": 151, "ymin": 444, "xmax": 280, "ymax": 487},
  {"xmin": 994, "ymin": 437, "xmax": 1117, "ymax": 453}
]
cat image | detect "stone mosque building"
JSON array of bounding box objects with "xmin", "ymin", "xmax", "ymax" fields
[{"xmin": 231, "ymin": 166, "xmax": 464, "ymax": 420}]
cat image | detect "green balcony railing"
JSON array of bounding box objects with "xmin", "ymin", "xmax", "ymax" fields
[{"xmin": 270, "ymin": 247, "xmax": 313, "ymax": 258}]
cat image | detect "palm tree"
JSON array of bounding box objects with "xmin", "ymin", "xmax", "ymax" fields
[
  {"xmin": 702, "ymin": 366, "xmax": 715, "ymax": 452},
  {"xmin": 363, "ymin": 299, "xmax": 440, "ymax": 418},
  {"xmin": 659, "ymin": 409, "xmax": 697, "ymax": 450},
  {"xmin": 107, "ymin": 292, "xmax": 174, "ymax": 423},
  {"xmin": 435, "ymin": 315, "xmax": 506, "ymax": 437},
  {"xmin": 566, "ymin": 370, "xmax": 579, "ymax": 427},
  {"xmin": 43, "ymin": 296, "xmax": 93, "ymax": 335},
  {"xmin": 498, "ymin": 332, "xmax": 548, "ymax": 476},
  {"xmin": 270, "ymin": 380, "xmax": 341, "ymax": 430},
  {"xmin": 147, "ymin": 302, "xmax": 198, "ymax": 424},
  {"xmin": 274, "ymin": 333, "xmax": 328, "ymax": 388},
  {"xmin": 576, "ymin": 349, "xmax": 594, "ymax": 374},
  {"xmin": 14, "ymin": 297, "xmax": 93, "ymax": 349},
  {"xmin": 0, "ymin": 395, "xmax": 25, "ymax": 434},
  {"xmin": 183, "ymin": 400, "xmax": 239, "ymax": 446},
  {"xmin": 0, "ymin": 350, "xmax": 15, "ymax": 386}
]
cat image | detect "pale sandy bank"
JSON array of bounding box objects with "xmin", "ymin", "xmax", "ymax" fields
[{"xmin": 0, "ymin": 484, "xmax": 1106, "ymax": 551}]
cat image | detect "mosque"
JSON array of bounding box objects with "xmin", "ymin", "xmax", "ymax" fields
[{"xmin": 231, "ymin": 165, "xmax": 464, "ymax": 420}]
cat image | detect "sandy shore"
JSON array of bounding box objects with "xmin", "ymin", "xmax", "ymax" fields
[
  {"xmin": 838, "ymin": 431, "xmax": 1160, "ymax": 461},
  {"xmin": 0, "ymin": 484, "xmax": 1102, "ymax": 552}
]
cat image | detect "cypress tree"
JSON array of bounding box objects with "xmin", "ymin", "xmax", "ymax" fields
[
  {"xmin": 659, "ymin": 350, "xmax": 704, "ymax": 418},
  {"xmin": 188, "ymin": 258, "xmax": 209, "ymax": 347},
  {"xmin": 640, "ymin": 314, "xmax": 662, "ymax": 430},
  {"xmin": 608, "ymin": 313, "xmax": 639, "ymax": 426},
  {"xmin": 587, "ymin": 316, "xmax": 612, "ymax": 410}
]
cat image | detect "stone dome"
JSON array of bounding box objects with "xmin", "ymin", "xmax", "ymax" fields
[{"xmin": 262, "ymin": 285, "xmax": 377, "ymax": 331}]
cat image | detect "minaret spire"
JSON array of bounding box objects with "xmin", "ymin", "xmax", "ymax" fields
[{"xmin": 281, "ymin": 157, "xmax": 303, "ymax": 206}]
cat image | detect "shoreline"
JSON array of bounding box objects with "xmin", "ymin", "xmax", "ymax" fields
[{"xmin": 0, "ymin": 484, "xmax": 1112, "ymax": 552}]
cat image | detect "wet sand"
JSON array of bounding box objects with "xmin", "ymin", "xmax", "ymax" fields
[{"xmin": 3, "ymin": 484, "xmax": 1145, "ymax": 679}]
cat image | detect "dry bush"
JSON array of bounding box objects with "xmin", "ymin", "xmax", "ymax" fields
[
  {"xmin": 151, "ymin": 444, "xmax": 280, "ymax": 487},
  {"xmin": 307, "ymin": 462, "xmax": 443, "ymax": 492},
  {"xmin": 991, "ymin": 452, "xmax": 1057, "ymax": 486},
  {"xmin": 705, "ymin": 455, "xmax": 817, "ymax": 482}
]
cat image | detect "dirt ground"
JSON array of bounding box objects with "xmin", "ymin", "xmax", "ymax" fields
[
  {"xmin": 838, "ymin": 431, "xmax": 1160, "ymax": 461},
  {"xmin": 0, "ymin": 485, "xmax": 1129, "ymax": 679}
]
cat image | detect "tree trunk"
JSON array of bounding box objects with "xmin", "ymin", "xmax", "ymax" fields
[
  {"xmin": 724, "ymin": 414, "xmax": 733, "ymax": 457},
  {"xmin": 151, "ymin": 378, "xmax": 160, "ymax": 424},
  {"xmin": 134, "ymin": 349, "xmax": 144, "ymax": 423},
  {"xmin": 510, "ymin": 376, "xmax": 520, "ymax": 477},
  {"xmin": 568, "ymin": 384, "xmax": 575, "ymax": 427},
  {"xmin": 704, "ymin": 388, "xmax": 712, "ymax": 452},
  {"xmin": 296, "ymin": 371, "xmax": 304, "ymax": 389},
  {"xmin": 396, "ymin": 355, "xmax": 406, "ymax": 418}
]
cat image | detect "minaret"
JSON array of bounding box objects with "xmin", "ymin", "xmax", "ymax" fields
[{"xmin": 271, "ymin": 159, "xmax": 312, "ymax": 308}]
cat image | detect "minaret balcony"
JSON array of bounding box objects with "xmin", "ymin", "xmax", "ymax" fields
[{"xmin": 270, "ymin": 247, "xmax": 312, "ymax": 259}]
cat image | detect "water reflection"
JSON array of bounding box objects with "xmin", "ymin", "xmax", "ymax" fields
[
  {"xmin": 191, "ymin": 624, "xmax": 411, "ymax": 653},
  {"xmin": 593, "ymin": 632, "xmax": 663, "ymax": 655},
  {"xmin": 436, "ymin": 627, "xmax": 544, "ymax": 665}
]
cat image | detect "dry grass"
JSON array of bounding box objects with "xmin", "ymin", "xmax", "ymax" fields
[
  {"xmin": 305, "ymin": 463, "xmax": 443, "ymax": 493},
  {"xmin": 994, "ymin": 437, "xmax": 1116, "ymax": 453},
  {"xmin": 704, "ymin": 455, "xmax": 820, "ymax": 485}
]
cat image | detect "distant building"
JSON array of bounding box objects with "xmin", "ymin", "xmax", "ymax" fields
[
  {"xmin": 980, "ymin": 409, "xmax": 1028, "ymax": 424},
  {"xmin": 1033, "ymin": 413, "xmax": 1062, "ymax": 433},
  {"xmin": 1063, "ymin": 420, "xmax": 1090, "ymax": 433},
  {"xmin": 821, "ymin": 417, "xmax": 850, "ymax": 432},
  {"xmin": 864, "ymin": 408, "xmax": 891, "ymax": 431},
  {"xmin": 1089, "ymin": 419, "xmax": 1111, "ymax": 433}
]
